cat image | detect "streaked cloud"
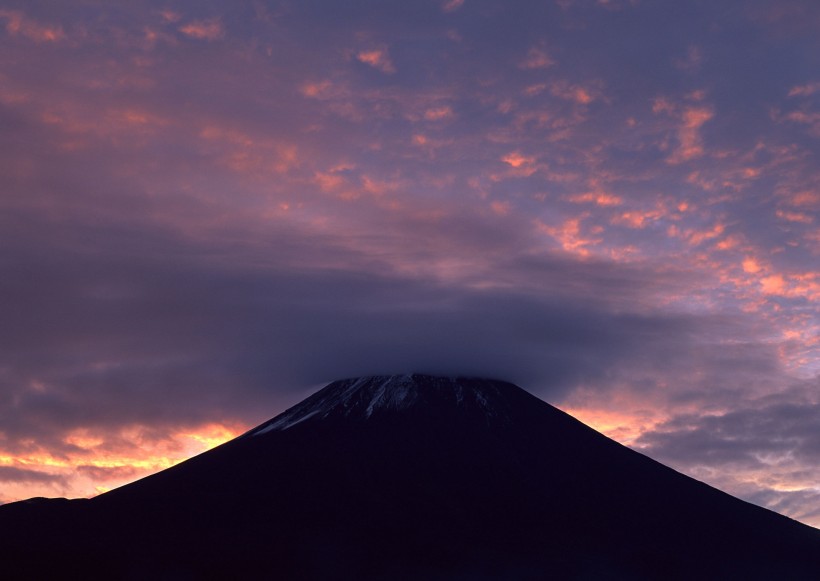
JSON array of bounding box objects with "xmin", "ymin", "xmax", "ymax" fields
[{"xmin": 178, "ymin": 18, "xmax": 224, "ymax": 41}]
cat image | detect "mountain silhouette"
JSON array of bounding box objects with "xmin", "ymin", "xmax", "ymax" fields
[{"xmin": 1, "ymin": 374, "xmax": 819, "ymax": 580}]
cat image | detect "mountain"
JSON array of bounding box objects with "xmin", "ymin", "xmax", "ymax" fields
[{"xmin": 2, "ymin": 374, "xmax": 819, "ymax": 580}]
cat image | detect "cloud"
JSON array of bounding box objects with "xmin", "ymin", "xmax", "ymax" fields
[
  {"xmin": 178, "ymin": 19, "xmax": 224, "ymax": 41},
  {"xmin": 549, "ymin": 81, "xmax": 602, "ymax": 105},
  {"xmin": 442, "ymin": 0, "xmax": 465, "ymax": 13},
  {"xmin": 669, "ymin": 106, "xmax": 714, "ymax": 163},
  {"xmin": 0, "ymin": 10, "xmax": 65, "ymax": 43},
  {"xmin": 0, "ymin": 466, "xmax": 62, "ymax": 484},
  {"xmin": 356, "ymin": 47, "xmax": 396, "ymax": 73},
  {"xmin": 424, "ymin": 105, "xmax": 454, "ymax": 121},
  {"xmin": 0, "ymin": 197, "xmax": 766, "ymax": 453},
  {"xmin": 634, "ymin": 385, "xmax": 820, "ymax": 525},
  {"xmin": 674, "ymin": 45, "xmax": 703, "ymax": 72},
  {"xmin": 519, "ymin": 44, "xmax": 555, "ymax": 69},
  {"xmin": 788, "ymin": 82, "xmax": 820, "ymax": 97}
]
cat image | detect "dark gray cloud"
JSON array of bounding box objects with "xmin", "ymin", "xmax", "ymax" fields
[
  {"xmin": 746, "ymin": 488, "xmax": 820, "ymax": 527},
  {"xmin": 0, "ymin": 200, "xmax": 792, "ymax": 455},
  {"xmin": 637, "ymin": 386, "xmax": 820, "ymax": 467},
  {"xmin": 634, "ymin": 382, "xmax": 820, "ymax": 523},
  {"xmin": 0, "ymin": 209, "xmax": 694, "ymax": 436},
  {"xmin": 0, "ymin": 466, "xmax": 62, "ymax": 484}
]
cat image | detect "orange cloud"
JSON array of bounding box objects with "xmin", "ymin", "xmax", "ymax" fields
[
  {"xmin": 761, "ymin": 274, "xmax": 787, "ymax": 295},
  {"xmin": 0, "ymin": 423, "xmax": 244, "ymax": 504},
  {"xmin": 559, "ymin": 405, "xmax": 665, "ymax": 447},
  {"xmin": 742, "ymin": 257, "xmax": 762, "ymax": 274},
  {"xmin": 179, "ymin": 19, "xmax": 224, "ymax": 41}
]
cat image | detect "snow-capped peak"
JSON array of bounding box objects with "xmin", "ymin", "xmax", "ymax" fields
[{"xmin": 247, "ymin": 374, "xmax": 513, "ymax": 436}]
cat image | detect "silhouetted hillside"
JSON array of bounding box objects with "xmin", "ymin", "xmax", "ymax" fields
[{"xmin": 2, "ymin": 375, "xmax": 819, "ymax": 580}]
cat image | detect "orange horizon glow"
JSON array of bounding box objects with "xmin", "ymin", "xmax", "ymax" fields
[{"xmin": 0, "ymin": 422, "xmax": 245, "ymax": 503}]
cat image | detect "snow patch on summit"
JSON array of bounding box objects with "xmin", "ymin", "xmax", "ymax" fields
[
  {"xmin": 246, "ymin": 374, "xmax": 511, "ymax": 436},
  {"xmin": 365, "ymin": 375, "xmax": 418, "ymax": 417}
]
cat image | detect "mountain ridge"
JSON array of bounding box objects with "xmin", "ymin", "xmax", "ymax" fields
[{"xmin": 1, "ymin": 374, "xmax": 819, "ymax": 580}]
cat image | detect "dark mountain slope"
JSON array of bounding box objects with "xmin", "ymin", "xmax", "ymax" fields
[{"xmin": 2, "ymin": 375, "xmax": 819, "ymax": 580}]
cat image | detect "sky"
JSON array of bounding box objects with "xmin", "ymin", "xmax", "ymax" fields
[{"xmin": 1, "ymin": 0, "xmax": 819, "ymax": 527}]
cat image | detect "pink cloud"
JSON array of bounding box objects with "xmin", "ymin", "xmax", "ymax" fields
[
  {"xmin": 782, "ymin": 110, "xmax": 820, "ymax": 136},
  {"xmin": 761, "ymin": 274, "xmax": 787, "ymax": 296},
  {"xmin": 652, "ymin": 98, "xmax": 715, "ymax": 164},
  {"xmin": 490, "ymin": 201, "xmax": 511, "ymax": 216},
  {"xmin": 160, "ymin": 10, "xmax": 182, "ymax": 24},
  {"xmin": 566, "ymin": 191, "xmax": 623, "ymax": 207},
  {"xmin": 519, "ymin": 44, "xmax": 555, "ymax": 69},
  {"xmin": 675, "ymin": 45, "xmax": 703, "ymax": 72},
  {"xmin": 179, "ymin": 19, "xmax": 224, "ymax": 41},
  {"xmin": 536, "ymin": 215, "xmax": 601, "ymax": 257},
  {"xmin": 788, "ymin": 82, "xmax": 820, "ymax": 97},
  {"xmin": 300, "ymin": 80, "xmax": 335, "ymax": 98},
  {"xmin": 0, "ymin": 10, "xmax": 65, "ymax": 43},
  {"xmin": 742, "ymin": 257, "xmax": 763, "ymax": 274},
  {"xmin": 356, "ymin": 47, "xmax": 396, "ymax": 74},
  {"xmin": 550, "ymin": 80, "xmax": 603, "ymax": 105},
  {"xmin": 501, "ymin": 152, "xmax": 536, "ymax": 168},
  {"xmin": 424, "ymin": 106, "xmax": 454, "ymax": 121},
  {"xmin": 612, "ymin": 207, "xmax": 666, "ymax": 229},
  {"xmin": 776, "ymin": 209, "xmax": 814, "ymax": 224},
  {"xmin": 442, "ymin": 0, "xmax": 465, "ymax": 13},
  {"xmin": 789, "ymin": 191, "xmax": 820, "ymax": 207}
]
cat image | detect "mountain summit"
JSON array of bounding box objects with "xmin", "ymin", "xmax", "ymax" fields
[
  {"xmin": 245, "ymin": 375, "xmax": 520, "ymax": 434},
  {"xmin": 2, "ymin": 375, "xmax": 819, "ymax": 580}
]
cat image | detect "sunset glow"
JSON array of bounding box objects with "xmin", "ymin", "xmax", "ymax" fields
[{"xmin": 0, "ymin": 423, "xmax": 243, "ymax": 502}]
